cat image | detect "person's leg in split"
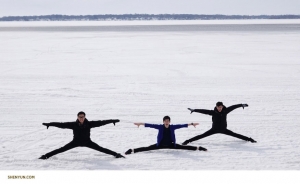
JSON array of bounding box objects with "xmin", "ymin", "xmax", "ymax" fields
[
  {"xmin": 85, "ymin": 141, "xmax": 124, "ymax": 158},
  {"xmin": 39, "ymin": 141, "xmax": 78, "ymax": 159},
  {"xmin": 173, "ymin": 144, "xmax": 207, "ymax": 151},
  {"xmin": 222, "ymin": 129, "xmax": 257, "ymax": 143},
  {"xmin": 125, "ymin": 144, "xmax": 160, "ymax": 155},
  {"xmin": 182, "ymin": 129, "xmax": 216, "ymax": 145}
]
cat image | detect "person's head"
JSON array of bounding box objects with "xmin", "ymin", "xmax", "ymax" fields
[
  {"xmin": 77, "ymin": 111, "xmax": 86, "ymax": 124},
  {"xmin": 163, "ymin": 116, "xmax": 171, "ymax": 127},
  {"xmin": 216, "ymin": 102, "xmax": 224, "ymax": 112}
]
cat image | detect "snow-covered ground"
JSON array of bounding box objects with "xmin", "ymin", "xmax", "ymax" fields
[{"xmin": 0, "ymin": 20, "xmax": 300, "ymax": 170}]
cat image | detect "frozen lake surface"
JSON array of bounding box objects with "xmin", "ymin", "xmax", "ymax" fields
[{"xmin": 0, "ymin": 20, "xmax": 300, "ymax": 170}]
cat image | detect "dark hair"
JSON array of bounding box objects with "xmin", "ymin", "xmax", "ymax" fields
[
  {"xmin": 163, "ymin": 116, "xmax": 171, "ymax": 121},
  {"xmin": 216, "ymin": 102, "xmax": 223, "ymax": 106},
  {"xmin": 77, "ymin": 111, "xmax": 86, "ymax": 116}
]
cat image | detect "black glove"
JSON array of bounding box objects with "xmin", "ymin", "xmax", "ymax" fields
[
  {"xmin": 242, "ymin": 104, "xmax": 248, "ymax": 109},
  {"xmin": 42, "ymin": 123, "xmax": 50, "ymax": 129},
  {"xmin": 199, "ymin": 146, "xmax": 207, "ymax": 151},
  {"xmin": 187, "ymin": 108, "xmax": 195, "ymax": 114},
  {"xmin": 112, "ymin": 119, "xmax": 120, "ymax": 126}
]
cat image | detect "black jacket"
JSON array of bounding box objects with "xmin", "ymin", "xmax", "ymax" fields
[
  {"xmin": 47, "ymin": 119, "xmax": 119, "ymax": 142},
  {"xmin": 193, "ymin": 104, "xmax": 243, "ymax": 130}
]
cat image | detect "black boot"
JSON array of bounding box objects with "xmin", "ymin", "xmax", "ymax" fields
[
  {"xmin": 115, "ymin": 153, "xmax": 125, "ymax": 158},
  {"xmin": 199, "ymin": 146, "xmax": 207, "ymax": 151},
  {"xmin": 248, "ymin": 137, "xmax": 257, "ymax": 143},
  {"xmin": 39, "ymin": 155, "xmax": 49, "ymax": 160},
  {"xmin": 182, "ymin": 140, "xmax": 190, "ymax": 145},
  {"xmin": 125, "ymin": 149, "xmax": 132, "ymax": 155}
]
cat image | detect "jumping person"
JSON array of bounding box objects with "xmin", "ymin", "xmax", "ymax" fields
[
  {"xmin": 182, "ymin": 102, "xmax": 257, "ymax": 145},
  {"xmin": 125, "ymin": 116, "xmax": 207, "ymax": 155},
  {"xmin": 39, "ymin": 111, "xmax": 125, "ymax": 159}
]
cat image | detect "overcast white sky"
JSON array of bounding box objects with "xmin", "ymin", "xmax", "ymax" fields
[{"xmin": 0, "ymin": 0, "xmax": 300, "ymax": 17}]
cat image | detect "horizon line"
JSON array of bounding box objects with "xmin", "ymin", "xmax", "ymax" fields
[{"xmin": 1, "ymin": 13, "xmax": 300, "ymax": 18}]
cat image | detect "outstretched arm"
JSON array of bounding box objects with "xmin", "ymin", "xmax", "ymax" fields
[
  {"xmin": 90, "ymin": 119, "xmax": 120, "ymax": 128},
  {"xmin": 226, "ymin": 104, "xmax": 248, "ymax": 114},
  {"xmin": 133, "ymin": 123, "xmax": 160, "ymax": 129},
  {"xmin": 42, "ymin": 122, "xmax": 75, "ymax": 129},
  {"xmin": 188, "ymin": 108, "xmax": 214, "ymax": 116},
  {"xmin": 173, "ymin": 122, "xmax": 199, "ymax": 130},
  {"xmin": 172, "ymin": 124, "xmax": 188, "ymax": 129}
]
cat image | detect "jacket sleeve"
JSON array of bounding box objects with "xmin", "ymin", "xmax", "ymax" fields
[
  {"xmin": 144, "ymin": 123, "xmax": 161, "ymax": 129},
  {"xmin": 172, "ymin": 124, "xmax": 188, "ymax": 130},
  {"xmin": 48, "ymin": 122, "xmax": 75, "ymax": 129},
  {"xmin": 89, "ymin": 119, "xmax": 119, "ymax": 128},
  {"xmin": 193, "ymin": 109, "xmax": 214, "ymax": 116},
  {"xmin": 226, "ymin": 104, "xmax": 243, "ymax": 114}
]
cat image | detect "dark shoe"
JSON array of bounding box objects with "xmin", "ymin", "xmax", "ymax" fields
[
  {"xmin": 248, "ymin": 137, "xmax": 257, "ymax": 143},
  {"xmin": 115, "ymin": 153, "xmax": 125, "ymax": 158},
  {"xmin": 182, "ymin": 140, "xmax": 190, "ymax": 145},
  {"xmin": 125, "ymin": 149, "xmax": 132, "ymax": 155},
  {"xmin": 199, "ymin": 146, "xmax": 207, "ymax": 151},
  {"xmin": 39, "ymin": 155, "xmax": 48, "ymax": 160}
]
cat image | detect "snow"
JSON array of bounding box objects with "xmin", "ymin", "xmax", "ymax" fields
[{"xmin": 0, "ymin": 20, "xmax": 300, "ymax": 170}]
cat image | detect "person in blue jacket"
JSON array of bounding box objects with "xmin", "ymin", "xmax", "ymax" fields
[{"xmin": 125, "ymin": 116, "xmax": 207, "ymax": 155}]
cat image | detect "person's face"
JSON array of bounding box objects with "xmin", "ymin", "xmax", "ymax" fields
[
  {"xmin": 163, "ymin": 119, "xmax": 170, "ymax": 127},
  {"xmin": 77, "ymin": 114, "xmax": 86, "ymax": 124},
  {"xmin": 216, "ymin": 105, "xmax": 223, "ymax": 112}
]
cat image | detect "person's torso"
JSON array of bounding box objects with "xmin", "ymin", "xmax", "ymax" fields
[
  {"xmin": 212, "ymin": 109, "xmax": 228, "ymax": 129},
  {"xmin": 160, "ymin": 126, "xmax": 173, "ymax": 146},
  {"xmin": 72, "ymin": 120, "xmax": 92, "ymax": 141}
]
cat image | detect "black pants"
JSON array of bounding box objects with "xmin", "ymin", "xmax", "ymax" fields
[
  {"xmin": 45, "ymin": 140, "xmax": 117, "ymax": 158},
  {"xmin": 188, "ymin": 128, "xmax": 250, "ymax": 143},
  {"xmin": 134, "ymin": 143, "xmax": 198, "ymax": 153}
]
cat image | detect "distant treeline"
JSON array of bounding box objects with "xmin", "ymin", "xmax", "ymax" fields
[{"xmin": 1, "ymin": 14, "xmax": 300, "ymax": 21}]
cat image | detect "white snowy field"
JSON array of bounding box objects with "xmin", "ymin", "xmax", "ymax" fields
[{"xmin": 0, "ymin": 20, "xmax": 300, "ymax": 170}]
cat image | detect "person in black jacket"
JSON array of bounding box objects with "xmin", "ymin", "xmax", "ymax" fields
[
  {"xmin": 39, "ymin": 111, "xmax": 125, "ymax": 159},
  {"xmin": 182, "ymin": 102, "xmax": 257, "ymax": 145}
]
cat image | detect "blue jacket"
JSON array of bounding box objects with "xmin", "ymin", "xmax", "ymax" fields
[{"xmin": 145, "ymin": 123, "xmax": 188, "ymax": 147}]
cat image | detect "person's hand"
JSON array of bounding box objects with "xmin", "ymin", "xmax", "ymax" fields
[
  {"xmin": 191, "ymin": 123, "xmax": 199, "ymax": 128},
  {"xmin": 134, "ymin": 123, "xmax": 142, "ymax": 128},
  {"xmin": 242, "ymin": 104, "xmax": 248, "ymax": 109},
  {"xmin": 187, "ymin": 108, "xmax": 195, "ymax": 114},
  {"xmin": 199, "ymin": 146, "xmax": 207, "ymax": 151},
  {"xmin": 113, "ymin": 119, "xmax": 120, "ymax": 126},
  {"xmin": 42, "ymin": 123, "xmax": 50, "ymax": 129}
]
